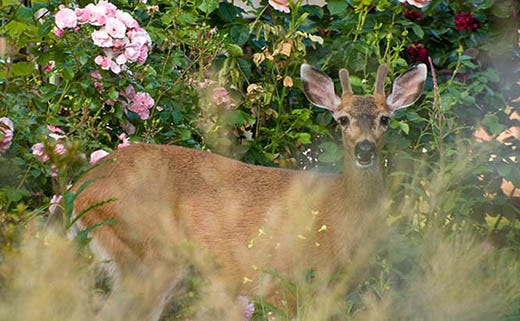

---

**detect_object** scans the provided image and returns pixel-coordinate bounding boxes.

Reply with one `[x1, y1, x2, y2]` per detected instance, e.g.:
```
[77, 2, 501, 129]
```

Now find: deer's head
[301, 63, 427, 169]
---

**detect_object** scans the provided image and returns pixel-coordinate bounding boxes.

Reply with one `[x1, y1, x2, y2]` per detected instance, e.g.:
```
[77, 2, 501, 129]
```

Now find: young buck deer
[72, 63, 427, 321]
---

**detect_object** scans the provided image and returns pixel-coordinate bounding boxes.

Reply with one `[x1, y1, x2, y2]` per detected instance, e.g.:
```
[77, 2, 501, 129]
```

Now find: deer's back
[73, 144, 348, 291]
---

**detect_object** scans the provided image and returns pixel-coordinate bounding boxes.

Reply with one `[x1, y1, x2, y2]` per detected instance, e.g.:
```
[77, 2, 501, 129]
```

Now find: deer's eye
[380, 116, 391, 128]
[337, 116, 350, 128]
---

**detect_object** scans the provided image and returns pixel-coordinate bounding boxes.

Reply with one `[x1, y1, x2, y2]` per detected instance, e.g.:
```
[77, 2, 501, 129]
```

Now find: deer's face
[301, 63, 427, 170]
[334, 94, 391, 168]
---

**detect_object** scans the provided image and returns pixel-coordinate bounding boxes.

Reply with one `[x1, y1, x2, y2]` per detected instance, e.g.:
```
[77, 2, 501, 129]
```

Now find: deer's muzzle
[354, 140, 376, 168]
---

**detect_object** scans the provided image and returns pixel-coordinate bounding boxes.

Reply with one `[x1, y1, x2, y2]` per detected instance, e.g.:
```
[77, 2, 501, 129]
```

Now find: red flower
[404, 8, 424, 21]
[454, 12, 480, 31]
[405, 42, 429, 63]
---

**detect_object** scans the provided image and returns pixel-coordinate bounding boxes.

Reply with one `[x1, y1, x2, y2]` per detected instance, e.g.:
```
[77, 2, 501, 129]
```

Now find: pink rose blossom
[54, 143, 66, 155]
[53, 27, 64, 37]
[128, 27, 152, 47]
[90, 149, 110, 164]
[128, 92, 154, 120]
[105, 17, 127, 39]
[211, 87, 231, 109]
[97, 0, 118, 18]
[56, 3, 151, 74]
[116, 10, 138, 29]
[43, 60, 56, 72]
[92, 29, 114, 47]
[0, 117, 14, 153]
[137, 45, 148, 64]
[55, 6, 78, 29]
[124, 84, 136, 99]
[32, 143, 49, 162]
[268, 0, 290, 13]
[84, 3, 107, 26]
[75, 7, 91, 24]
[47, 125, 65, 134]
[117, 133, 131, 149]
[110, 61, 122, 74]
[399, 0, 430, 8]
[49, 194, 63, 215]
[95, 55, 112, 70]
[123, 42, 141, 62]
[90, 70, 103, 79]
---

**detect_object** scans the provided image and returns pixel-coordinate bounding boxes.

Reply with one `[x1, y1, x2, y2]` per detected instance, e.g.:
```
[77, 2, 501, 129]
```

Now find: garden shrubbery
[0, 0, 519, 320]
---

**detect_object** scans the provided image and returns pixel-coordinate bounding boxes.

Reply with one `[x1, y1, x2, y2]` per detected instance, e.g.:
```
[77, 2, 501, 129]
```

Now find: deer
[71, 63, 427, 321]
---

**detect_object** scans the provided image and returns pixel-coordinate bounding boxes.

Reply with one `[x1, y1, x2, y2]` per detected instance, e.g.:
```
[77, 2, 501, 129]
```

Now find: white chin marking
[356, 160, 374, 169]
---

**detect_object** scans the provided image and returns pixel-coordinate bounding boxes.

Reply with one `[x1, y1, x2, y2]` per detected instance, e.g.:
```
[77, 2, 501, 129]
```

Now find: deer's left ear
[386, 64, 427, 111]
[301, 64, 341, 112]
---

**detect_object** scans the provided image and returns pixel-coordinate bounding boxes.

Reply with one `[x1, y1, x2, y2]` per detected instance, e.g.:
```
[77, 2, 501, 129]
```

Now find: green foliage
[0, 0, 519, 319]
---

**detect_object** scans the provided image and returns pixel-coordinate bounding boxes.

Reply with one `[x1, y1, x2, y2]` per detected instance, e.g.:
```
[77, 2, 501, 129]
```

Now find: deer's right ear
[301, 64, 341, 112]
[386, 63, 427, 111]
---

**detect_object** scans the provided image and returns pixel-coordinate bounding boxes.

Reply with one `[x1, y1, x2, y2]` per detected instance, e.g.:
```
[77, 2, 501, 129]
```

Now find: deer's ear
[386, 63, 427, 111]
[301, 64, 341, 111]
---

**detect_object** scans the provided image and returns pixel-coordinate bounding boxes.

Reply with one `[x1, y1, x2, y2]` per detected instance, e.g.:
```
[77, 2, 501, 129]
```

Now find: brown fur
[72, 64, 427, 321]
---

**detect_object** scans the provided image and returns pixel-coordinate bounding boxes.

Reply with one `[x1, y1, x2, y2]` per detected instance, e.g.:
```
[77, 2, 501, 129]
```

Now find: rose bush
[0, 0, 519, 319]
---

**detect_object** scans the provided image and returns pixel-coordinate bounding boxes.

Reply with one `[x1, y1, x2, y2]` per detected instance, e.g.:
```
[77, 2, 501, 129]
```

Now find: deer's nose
[354, 140, 376, 168]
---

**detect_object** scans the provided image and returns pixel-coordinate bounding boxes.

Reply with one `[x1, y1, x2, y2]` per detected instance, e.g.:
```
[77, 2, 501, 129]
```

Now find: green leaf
[481, 114, 506, 135]
[15, 6, 34, 23]
[62, 67, 75, 81]
[11, 62, 34, 76]
[327, 0, 347, 16]
[198, 0, 218, 14]
[410, 24, 424, 39]
[296, 133, 311, 145]
[1, 187, 31, 202]
[218, 2, 239, 22]
[38, 19, 54, 37]
[225, 43, 243, 57]
[230, 25, 249, 46]
[108, 88, 119, 100]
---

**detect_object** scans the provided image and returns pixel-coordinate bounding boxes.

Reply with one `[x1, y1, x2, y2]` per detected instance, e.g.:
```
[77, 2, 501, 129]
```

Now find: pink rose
[115, 10, 138, 29]
[90, 149, 110, 164]
[55, 7, 77, 29]
[123, 42, 141, 63]
[124, 84, 136, 99]
[43, 60, 56, 72]
[92, 29, 114, 47]
[268, 0, 290, 13]
[128, 92, 154, 120]
[90, 70, 103, 80]
[110, 61, 122, 74]
[211, 87, 231, 109]
[75, 7, 91, 24]
[399, 0, 430, 8]
[49, 194, 63, 215]
[47, 125, 65, 134]
[117, 133, 131, 149]
[105, 17, 126, 39]
[54, 143, 66, 155]
[127, 27, 152, 47]
[32, 142, 49, 162]
[85, 3, 107, 26]
[0, 117, 14, 153]
[53, 27, 64, 37]
[137, 44, 148, 64]
[97, 0, 117, 18]
[95, 55, 112, 70]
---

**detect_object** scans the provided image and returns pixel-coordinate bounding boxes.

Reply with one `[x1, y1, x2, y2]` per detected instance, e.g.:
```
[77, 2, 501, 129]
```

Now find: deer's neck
[342, 160, 384, 212]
